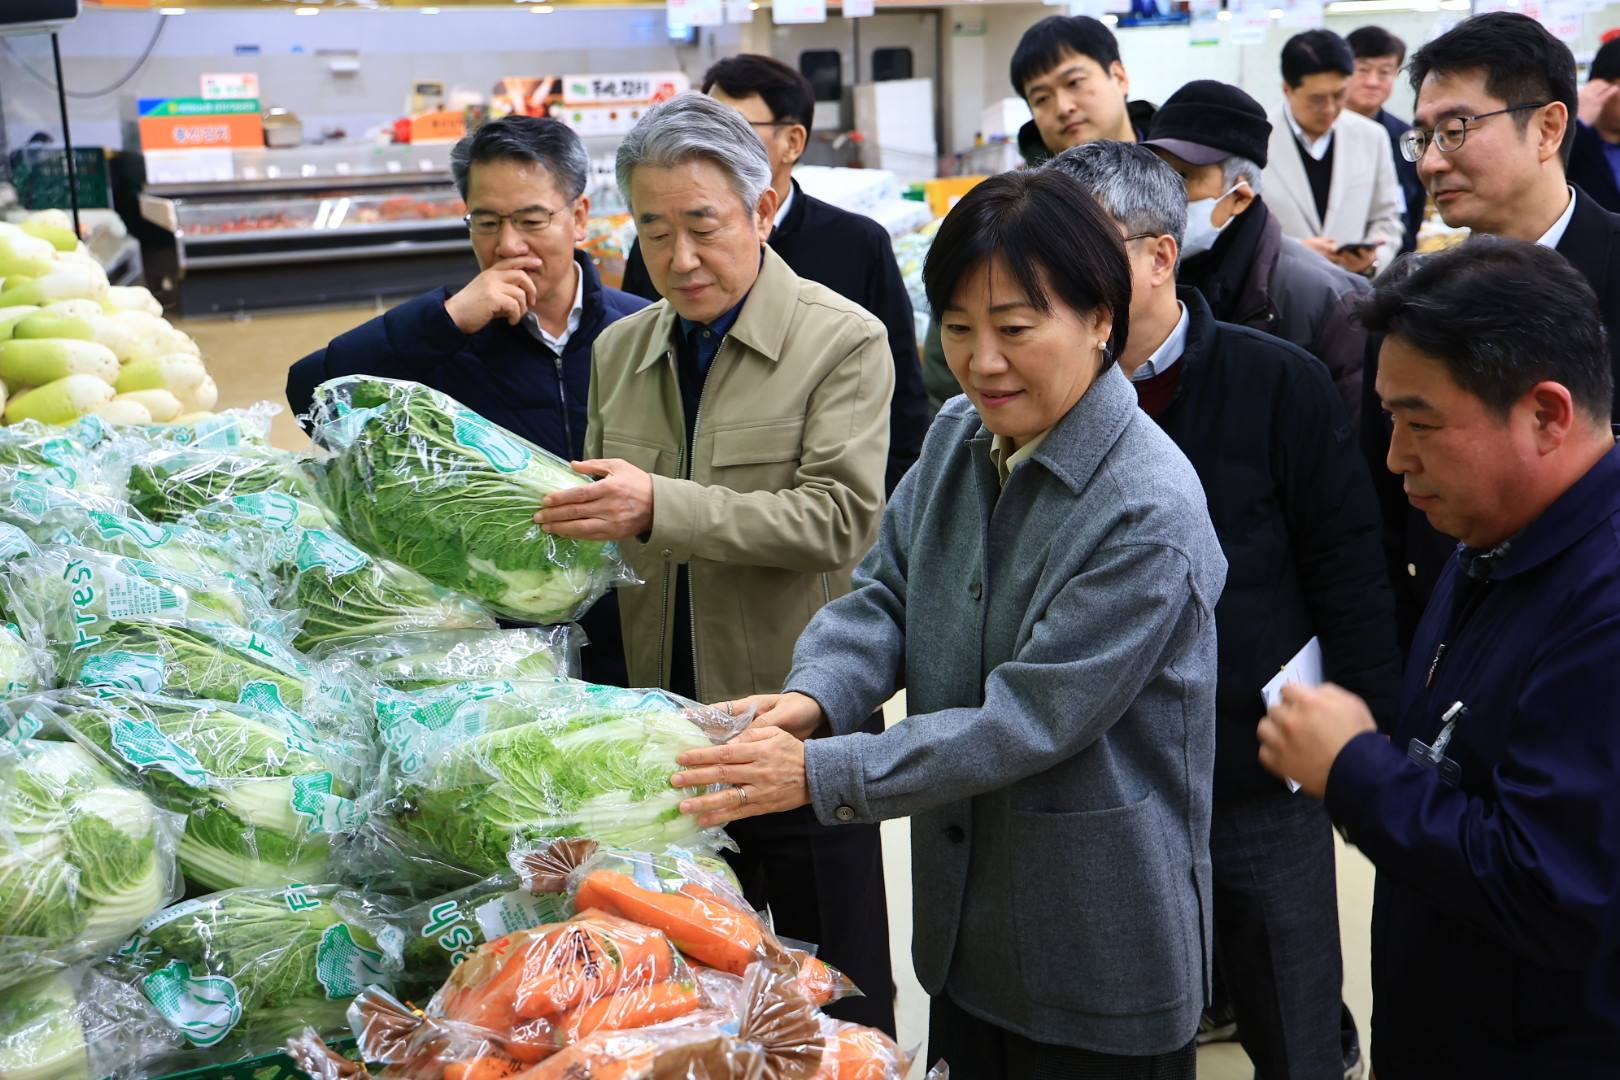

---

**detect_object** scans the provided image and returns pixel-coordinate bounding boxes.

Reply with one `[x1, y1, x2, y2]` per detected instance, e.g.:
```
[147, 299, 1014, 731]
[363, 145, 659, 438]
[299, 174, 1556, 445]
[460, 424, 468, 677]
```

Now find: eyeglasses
[744, 120, 803, 130]
[1399, 103, 1548, 163]
[1123, 232, 1160, 244]
[464, 206, 564, 236]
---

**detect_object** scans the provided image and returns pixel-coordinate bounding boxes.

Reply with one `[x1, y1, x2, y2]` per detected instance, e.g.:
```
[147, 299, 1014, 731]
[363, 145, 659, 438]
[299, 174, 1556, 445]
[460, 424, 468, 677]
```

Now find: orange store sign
[137, 97, 264, 151]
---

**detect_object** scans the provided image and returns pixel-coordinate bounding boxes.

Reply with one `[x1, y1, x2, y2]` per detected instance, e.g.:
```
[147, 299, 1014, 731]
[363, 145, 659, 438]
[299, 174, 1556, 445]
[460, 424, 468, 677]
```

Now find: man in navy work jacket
[619, 55, 926, 496]
[1258, 238, 1620, 1078]
[285, 116, 647, 684]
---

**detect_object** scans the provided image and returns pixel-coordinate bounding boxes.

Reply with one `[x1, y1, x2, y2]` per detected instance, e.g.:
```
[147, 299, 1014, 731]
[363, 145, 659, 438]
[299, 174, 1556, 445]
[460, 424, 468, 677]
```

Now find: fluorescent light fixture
[295, 6, 320, 12]
[1325, 0, 1432, 11]
[1269, 6, 1283, 15]
[531, 4, 553, 10]
[420, 5, 440, 11]
[748, 2, 760, 7]
[159, 6, 186, 12]
[1215, 8, 1232, 19]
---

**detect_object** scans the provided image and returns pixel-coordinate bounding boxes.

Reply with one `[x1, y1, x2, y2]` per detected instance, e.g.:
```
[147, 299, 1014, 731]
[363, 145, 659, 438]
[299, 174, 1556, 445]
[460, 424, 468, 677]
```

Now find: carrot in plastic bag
[556, 979, 704, 1042]
[444, 1057, 523, 1080]
[573, 869, 765, 975]
[513, 912, 680, 1019]
[812, 1020, 912, 1080]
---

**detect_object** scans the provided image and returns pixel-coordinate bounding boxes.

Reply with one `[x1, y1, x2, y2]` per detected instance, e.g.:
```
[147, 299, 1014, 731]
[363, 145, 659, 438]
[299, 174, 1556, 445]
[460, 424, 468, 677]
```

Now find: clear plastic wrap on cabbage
[0, 621, 49, 699]
[313, 626, 579, 688]
[0, 480, 251, 580]
[391, 872, 571, 1002]
[123, 404, 278, 453]
[0, 417, 124, 495]
[3, 544, 287, 644]
[0, 738, 182, 991]
[367, 680, 744, 887]
[44, 611, 354, 729]
[13, 689, 363, 893]
[108, 884, 403, 1064]
[308, 376, 634, 623]
[190, 491, 335, 536]
[128, 447, 325, 523]
[0, 967, 182, 1080]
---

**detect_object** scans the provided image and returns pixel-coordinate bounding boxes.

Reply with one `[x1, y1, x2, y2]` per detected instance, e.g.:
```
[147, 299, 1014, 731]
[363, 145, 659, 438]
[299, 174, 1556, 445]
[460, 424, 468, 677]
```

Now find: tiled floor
[188, 301, 1379, 1080]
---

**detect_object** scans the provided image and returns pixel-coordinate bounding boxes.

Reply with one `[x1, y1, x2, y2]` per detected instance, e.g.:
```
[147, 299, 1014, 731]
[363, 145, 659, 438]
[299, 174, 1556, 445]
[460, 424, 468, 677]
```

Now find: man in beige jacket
[536, 92, 896, 1033]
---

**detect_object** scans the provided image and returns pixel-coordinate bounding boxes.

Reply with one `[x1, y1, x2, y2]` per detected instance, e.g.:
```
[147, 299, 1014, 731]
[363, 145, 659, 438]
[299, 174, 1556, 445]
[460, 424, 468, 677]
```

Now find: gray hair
[449, 116, 589, 202]
[1222, 155, 1264, 196]
[1044, 140, 1189, 251]
[615, 92, 772, 214]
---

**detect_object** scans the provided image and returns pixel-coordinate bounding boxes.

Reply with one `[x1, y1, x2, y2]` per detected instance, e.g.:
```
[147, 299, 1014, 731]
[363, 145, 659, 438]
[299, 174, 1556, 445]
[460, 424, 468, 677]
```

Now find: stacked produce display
[0, 214, 219, 429]
[0, 373, 937, 1079]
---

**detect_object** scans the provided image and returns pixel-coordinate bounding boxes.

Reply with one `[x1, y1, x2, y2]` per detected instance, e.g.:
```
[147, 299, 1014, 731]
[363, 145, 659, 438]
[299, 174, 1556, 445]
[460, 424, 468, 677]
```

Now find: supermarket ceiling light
[159, 6, 185, 12]
[295, 6, 320, 13]
[1268, 7, 1283, 15]
[531, 4, 554, 11]
[1215, 8, 1232, 19]
[420, 6, 440, 12]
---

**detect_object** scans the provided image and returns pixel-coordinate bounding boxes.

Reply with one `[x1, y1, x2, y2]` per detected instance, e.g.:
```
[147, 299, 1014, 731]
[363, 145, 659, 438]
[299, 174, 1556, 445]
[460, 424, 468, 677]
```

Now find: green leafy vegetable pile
[128, 448, 324, 523]
[309, 376, 627, 623]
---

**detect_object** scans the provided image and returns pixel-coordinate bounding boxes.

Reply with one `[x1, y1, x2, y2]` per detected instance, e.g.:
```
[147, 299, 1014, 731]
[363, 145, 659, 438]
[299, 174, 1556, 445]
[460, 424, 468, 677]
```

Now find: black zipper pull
[1425, 643, 1447, 689]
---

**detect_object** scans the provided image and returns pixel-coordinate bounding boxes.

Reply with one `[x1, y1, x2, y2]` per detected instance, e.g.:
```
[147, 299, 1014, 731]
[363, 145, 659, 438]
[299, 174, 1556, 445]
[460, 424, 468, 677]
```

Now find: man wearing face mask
[1145, 80, 1372, 426]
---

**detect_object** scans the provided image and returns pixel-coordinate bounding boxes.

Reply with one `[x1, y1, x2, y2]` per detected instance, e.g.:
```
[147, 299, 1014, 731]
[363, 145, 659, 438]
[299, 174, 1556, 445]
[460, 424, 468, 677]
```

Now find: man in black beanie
[1145, 80, 1373, 426]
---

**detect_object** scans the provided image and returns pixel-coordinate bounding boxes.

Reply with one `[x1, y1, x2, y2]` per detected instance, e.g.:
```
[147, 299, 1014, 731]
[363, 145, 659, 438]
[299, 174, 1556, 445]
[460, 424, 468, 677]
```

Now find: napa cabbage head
[390, 703, 716, 879]
[120, 885, 402, 1056]
[309, 376, 627, 623]
[45, 690, 360, 893]
[0, 740, 176, 991]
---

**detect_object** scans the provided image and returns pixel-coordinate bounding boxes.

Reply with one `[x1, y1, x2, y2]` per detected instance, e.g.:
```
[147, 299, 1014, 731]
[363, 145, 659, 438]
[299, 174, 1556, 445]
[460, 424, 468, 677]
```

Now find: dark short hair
[1282, 30, 1355, 87]
[923, 169, 1131, 368]
[1010, 15, 1122, 100]
[1347, 25, 1406, 65]
[1358, 239, 1612, 422]
[1407, 13, 1578, 161]
[449, 116, 588, 202]
[702, 54, 815, 130]
[1592, 37, 1620, 83]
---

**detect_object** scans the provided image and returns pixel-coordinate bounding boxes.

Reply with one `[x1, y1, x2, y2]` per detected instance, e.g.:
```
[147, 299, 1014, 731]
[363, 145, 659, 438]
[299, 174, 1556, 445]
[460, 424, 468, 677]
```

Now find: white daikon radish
[0, 264, 108, 307]
[116, 353, 205, 395]
[0, 307, 40, 341]
[175, 374, 218, 414]
[4, 373, 115, 425]
[18, 219, 79, 253]
[0, 227, 56, 279]
[0, 338, 119, 387]
[113, 389, 181, 422]
[90, 398, 155, 425]
[103, 285, 163, 317]
[169, 411, 217, 425]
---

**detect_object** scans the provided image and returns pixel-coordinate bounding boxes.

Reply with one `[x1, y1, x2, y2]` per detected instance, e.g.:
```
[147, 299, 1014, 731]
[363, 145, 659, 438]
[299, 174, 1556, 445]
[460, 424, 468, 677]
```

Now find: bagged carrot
[562, 846, 859, 1007]
[811, 1018, 912, 1080]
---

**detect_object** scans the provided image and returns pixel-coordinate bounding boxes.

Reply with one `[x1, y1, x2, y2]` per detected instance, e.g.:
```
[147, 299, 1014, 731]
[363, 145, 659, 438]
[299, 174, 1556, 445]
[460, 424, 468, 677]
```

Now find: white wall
[3, 7, 743, 151]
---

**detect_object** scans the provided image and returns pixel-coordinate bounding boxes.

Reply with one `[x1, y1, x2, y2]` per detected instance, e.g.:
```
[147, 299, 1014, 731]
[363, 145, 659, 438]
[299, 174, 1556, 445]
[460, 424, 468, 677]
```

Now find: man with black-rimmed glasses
[286, 115, 648, 685]
[1365, 12, 1620, 653]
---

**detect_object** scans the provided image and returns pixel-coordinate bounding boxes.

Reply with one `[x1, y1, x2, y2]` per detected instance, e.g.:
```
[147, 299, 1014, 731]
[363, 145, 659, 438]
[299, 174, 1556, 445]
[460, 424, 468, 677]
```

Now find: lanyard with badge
[1408, 566, 1494, 788]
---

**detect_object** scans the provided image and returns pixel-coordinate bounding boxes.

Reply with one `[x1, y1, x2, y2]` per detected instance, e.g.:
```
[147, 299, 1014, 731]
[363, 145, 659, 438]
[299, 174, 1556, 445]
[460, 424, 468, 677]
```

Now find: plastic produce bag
[124, 403, 278, 452]
[0, 966, 183, 1080]
[108, 884, 404, 1066]
[0, 416, 122, 493]
[307, 376, 635, 623]
[0, 619, 49, 699]
[565, 847, 854, 1008]
[0, 479, 253, 580]
[128, 446, 325, 522]
[364, 681, 746, 888]
[386, 840, 597, 1001]
[314, 627, 580, 689]
[43, 609, 356, 727]
[0, 737, 182, 992]
[3, 543, 287, 643]
[13, 689, 363, 893]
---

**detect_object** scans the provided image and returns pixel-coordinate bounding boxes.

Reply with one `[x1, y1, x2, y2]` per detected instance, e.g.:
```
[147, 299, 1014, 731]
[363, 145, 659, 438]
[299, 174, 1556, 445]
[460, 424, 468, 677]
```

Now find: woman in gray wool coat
[672, 169, 1228, 1080]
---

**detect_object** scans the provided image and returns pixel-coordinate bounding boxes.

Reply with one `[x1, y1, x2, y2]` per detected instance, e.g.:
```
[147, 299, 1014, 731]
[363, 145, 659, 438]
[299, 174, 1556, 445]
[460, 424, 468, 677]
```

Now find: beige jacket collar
[634, 245, 796, 372]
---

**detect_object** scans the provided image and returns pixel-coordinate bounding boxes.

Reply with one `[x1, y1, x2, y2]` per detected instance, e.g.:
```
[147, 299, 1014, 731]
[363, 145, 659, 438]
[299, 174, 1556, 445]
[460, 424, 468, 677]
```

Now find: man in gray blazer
[1265, 30, 1406, 276]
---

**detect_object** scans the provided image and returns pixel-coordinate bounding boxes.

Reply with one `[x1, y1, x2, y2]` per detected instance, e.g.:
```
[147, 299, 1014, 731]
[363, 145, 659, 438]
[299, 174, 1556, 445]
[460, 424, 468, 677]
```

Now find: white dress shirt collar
[523, 261, 584, 354]
[1536, 186, 1577, 250]
[1129, 302, 1191, 383]
[1285, 106, 1335, 162]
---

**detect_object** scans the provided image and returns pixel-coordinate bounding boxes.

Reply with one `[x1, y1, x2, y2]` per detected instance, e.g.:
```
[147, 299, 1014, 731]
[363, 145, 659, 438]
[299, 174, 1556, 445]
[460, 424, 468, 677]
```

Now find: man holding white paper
[1049, 142, 1401, 1080]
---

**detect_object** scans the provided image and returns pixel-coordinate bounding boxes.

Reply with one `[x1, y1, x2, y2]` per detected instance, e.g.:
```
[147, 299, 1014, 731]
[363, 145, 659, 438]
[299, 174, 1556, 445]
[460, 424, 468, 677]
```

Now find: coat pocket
[1009, 796, 1193, 1016]
[602, 433, 672, 477]
[707, 419, 805, 493]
